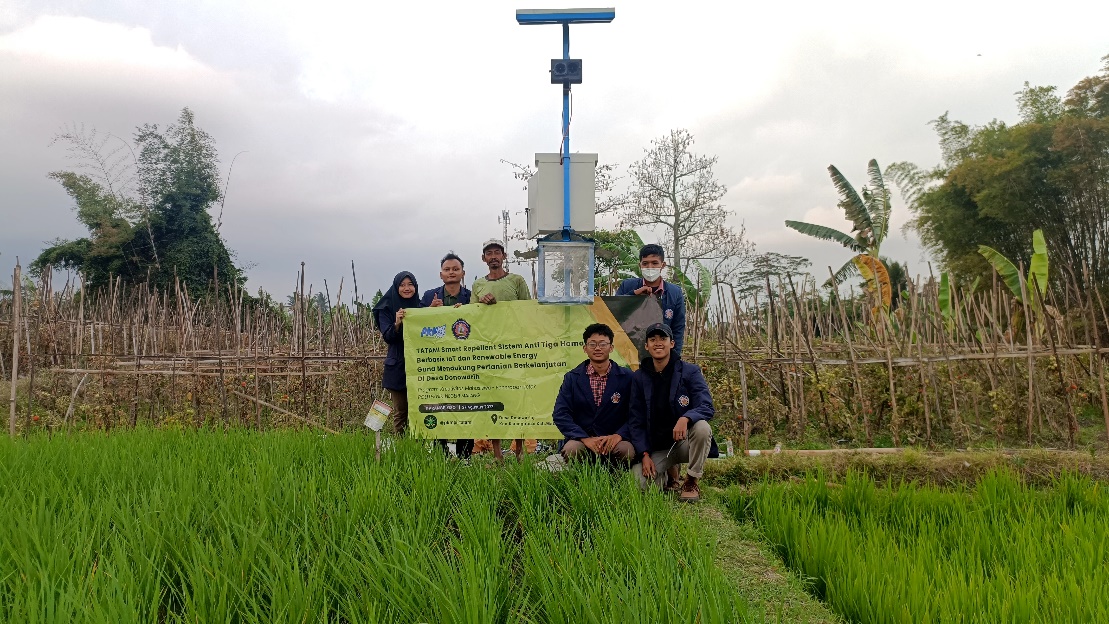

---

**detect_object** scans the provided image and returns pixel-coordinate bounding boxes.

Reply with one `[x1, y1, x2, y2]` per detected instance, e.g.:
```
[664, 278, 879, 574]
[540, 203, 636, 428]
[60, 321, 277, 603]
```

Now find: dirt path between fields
[677, 494, 843, 624]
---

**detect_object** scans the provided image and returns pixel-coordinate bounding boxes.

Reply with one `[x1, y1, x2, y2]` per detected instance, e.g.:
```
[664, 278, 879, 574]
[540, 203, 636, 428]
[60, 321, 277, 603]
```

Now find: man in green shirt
[472, 238, 531, 460]
[472, 239, 530, 304]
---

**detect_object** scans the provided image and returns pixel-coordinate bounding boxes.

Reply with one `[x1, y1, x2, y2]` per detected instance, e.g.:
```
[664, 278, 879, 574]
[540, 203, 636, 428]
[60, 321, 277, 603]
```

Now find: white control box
[526, 152, 597, 237]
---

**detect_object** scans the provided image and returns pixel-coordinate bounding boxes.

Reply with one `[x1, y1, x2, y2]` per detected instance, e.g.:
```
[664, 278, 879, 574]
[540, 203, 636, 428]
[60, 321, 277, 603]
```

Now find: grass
[679, 496, 842, 624]
[724, 469, 1109, 623]
[703, 447, 1109, 488]
[0, 429, 750, 623]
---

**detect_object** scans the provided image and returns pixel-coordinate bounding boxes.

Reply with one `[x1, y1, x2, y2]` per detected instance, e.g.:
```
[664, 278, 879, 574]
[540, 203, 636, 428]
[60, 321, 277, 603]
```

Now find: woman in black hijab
[374, 271, 421, 434]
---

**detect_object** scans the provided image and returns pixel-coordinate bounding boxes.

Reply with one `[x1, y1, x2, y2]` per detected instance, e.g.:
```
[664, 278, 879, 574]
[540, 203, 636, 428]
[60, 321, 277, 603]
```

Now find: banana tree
[978, 229, 1050, 337]
[785, 159, 893, 288]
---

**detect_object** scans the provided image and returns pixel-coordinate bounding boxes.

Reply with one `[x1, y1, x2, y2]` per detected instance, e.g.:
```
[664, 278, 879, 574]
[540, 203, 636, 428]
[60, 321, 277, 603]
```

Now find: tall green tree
[785, 159, 893, 286]
[34, 108, 243, 293]
[888, 54, 1109, 292]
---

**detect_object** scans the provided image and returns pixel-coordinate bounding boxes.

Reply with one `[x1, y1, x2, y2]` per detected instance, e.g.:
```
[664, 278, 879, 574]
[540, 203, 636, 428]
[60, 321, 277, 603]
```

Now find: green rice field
[5, 429, 1105, 623]
[0, 430, 747, 623]
[726, 469, 1109, 624]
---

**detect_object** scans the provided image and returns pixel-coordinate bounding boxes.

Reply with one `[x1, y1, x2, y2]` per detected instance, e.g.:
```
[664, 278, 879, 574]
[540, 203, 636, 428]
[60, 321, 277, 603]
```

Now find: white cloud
[0, 16, 202, 70]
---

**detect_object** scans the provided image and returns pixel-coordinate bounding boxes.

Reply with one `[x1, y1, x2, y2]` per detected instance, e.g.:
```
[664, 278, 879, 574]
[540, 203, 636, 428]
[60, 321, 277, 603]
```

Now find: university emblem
[664, 309, 674, 319]
[678, 394, 690, 407]
[610, 392, 621, 404]
[452, 318, 471, 340]
[423, 415, 438, 429]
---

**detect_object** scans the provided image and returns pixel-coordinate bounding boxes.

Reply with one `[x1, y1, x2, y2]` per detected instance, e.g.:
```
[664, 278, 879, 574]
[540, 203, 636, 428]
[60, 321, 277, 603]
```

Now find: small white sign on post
[364, 400, 391, 432]
[365, 400, 392, 461]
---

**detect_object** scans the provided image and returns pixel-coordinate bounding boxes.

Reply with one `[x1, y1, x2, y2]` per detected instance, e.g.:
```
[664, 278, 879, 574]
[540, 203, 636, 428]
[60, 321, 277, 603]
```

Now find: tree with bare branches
[616, 129, 751, 284]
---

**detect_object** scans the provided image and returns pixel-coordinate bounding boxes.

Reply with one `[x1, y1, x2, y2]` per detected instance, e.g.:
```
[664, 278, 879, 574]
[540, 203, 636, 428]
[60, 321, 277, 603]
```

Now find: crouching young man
[630, 322, 715, 502]
[552, 323, 636, 465]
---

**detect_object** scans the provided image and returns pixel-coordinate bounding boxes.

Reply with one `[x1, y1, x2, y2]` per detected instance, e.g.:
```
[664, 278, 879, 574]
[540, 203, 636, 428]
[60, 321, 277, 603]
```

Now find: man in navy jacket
[420, 252, 474, 457]
[552, 323, 636, 464]
[629, 322, 715, 502]
[615, 244, 687, 356]
[420, 252, 471, 308]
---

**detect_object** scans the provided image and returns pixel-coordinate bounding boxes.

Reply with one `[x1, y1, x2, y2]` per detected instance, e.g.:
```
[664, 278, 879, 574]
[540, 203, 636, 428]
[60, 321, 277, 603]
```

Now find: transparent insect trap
[537, 239, 595, 304]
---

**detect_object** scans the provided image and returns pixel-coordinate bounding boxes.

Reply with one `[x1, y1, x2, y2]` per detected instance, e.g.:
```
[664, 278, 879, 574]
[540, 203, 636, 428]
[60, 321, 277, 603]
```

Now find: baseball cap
[644, 322, 673, 340]
[482, 238, 506, 252]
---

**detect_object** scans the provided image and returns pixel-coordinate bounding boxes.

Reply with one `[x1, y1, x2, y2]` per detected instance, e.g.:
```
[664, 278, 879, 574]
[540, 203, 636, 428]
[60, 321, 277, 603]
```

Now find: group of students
[372, 239, 709, 500]
[553, 320, 715, 502]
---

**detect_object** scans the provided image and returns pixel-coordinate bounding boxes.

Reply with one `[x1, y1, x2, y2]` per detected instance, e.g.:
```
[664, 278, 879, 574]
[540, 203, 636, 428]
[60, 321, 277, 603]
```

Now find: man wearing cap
[472, 238, 531, 460]
[472, 239, 530, 305]
[629, 322, 716, 503]
[615, 244, 687, 356]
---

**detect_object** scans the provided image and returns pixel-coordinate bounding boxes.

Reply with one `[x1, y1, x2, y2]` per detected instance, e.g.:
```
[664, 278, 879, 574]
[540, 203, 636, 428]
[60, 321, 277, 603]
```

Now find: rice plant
[726, 469, 1109, 623]
[0, 430, 750, 623]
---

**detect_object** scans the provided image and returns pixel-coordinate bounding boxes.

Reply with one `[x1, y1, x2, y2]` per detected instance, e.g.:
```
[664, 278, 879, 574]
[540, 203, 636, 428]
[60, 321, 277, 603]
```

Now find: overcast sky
[2, 1, 1107, 300]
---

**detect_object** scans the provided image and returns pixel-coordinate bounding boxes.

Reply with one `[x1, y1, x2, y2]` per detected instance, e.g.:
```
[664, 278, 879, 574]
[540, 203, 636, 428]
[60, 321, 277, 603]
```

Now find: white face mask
[641, 267, 663, 282]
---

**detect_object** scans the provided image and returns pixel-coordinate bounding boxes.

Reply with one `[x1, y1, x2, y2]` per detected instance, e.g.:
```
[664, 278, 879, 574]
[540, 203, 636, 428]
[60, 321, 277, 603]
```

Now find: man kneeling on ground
[630, 322, 715, 502]
[552, 323, 636, 465]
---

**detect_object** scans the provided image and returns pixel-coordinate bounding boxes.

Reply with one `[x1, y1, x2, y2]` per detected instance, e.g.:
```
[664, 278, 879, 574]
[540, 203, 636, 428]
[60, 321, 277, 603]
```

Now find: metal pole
[561, 23, 571, 237]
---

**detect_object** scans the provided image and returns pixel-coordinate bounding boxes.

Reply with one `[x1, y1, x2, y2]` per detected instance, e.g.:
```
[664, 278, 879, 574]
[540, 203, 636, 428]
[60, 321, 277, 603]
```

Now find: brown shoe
[679, 476, 701, 503]
[664, 474, 684, 493]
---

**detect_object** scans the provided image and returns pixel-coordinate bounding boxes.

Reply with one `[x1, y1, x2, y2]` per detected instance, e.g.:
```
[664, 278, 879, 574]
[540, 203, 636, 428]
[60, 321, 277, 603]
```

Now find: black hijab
[373, 271, 422, 317]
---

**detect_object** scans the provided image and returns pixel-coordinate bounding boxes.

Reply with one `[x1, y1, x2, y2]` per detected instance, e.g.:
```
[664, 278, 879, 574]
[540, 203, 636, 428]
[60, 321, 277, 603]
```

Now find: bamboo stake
[9, 262, 21, 437]
[230, 389, 338, 435]
[787, 273, 828, 431]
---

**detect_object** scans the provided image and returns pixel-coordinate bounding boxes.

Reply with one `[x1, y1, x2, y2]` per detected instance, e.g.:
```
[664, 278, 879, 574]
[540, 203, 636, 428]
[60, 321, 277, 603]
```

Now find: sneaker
[679, 476, 701, 503]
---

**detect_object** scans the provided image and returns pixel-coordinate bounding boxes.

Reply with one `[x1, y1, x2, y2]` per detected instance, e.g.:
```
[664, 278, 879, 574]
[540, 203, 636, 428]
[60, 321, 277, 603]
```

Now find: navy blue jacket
[420, 285, 471, 307]
[376, 308, 408, 391]
[615, 278, 687, 355]
[552, 360, 634, 445]
[628, 356, 716, 456]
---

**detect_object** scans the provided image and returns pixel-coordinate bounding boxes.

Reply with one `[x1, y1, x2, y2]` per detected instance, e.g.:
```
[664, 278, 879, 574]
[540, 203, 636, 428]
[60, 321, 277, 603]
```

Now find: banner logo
[423, 415, 438, 429]
[421, 325, 447, 339]
[452, 319, 471, 340]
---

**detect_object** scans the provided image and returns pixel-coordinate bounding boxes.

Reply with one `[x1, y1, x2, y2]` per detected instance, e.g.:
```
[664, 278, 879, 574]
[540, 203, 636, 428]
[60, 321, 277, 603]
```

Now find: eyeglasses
[585, 341, 611, 349]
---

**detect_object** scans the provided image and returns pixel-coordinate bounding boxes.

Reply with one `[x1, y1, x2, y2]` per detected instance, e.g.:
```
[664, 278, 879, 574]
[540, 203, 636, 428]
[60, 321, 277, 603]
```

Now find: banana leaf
[939, 272, 952, 320]
[822, 257, 860, 289]
[785, 220, 864, 252]
[865, 158, 891, 246]
[978, 245, 1024, 302]
[671, 259, 712, 310]
[1027, 229, 1048, 299]
[852, 254, 892, 309]
[828, 164, 873, 235]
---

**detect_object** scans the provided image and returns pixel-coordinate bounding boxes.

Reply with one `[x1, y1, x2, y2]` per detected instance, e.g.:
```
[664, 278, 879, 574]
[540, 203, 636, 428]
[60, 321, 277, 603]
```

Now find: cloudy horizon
[2, 1, 1107, 302]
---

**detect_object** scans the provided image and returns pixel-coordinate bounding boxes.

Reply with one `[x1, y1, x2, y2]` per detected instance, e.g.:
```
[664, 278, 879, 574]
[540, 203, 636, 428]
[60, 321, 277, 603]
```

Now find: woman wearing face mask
[374, 271, 422, 435]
